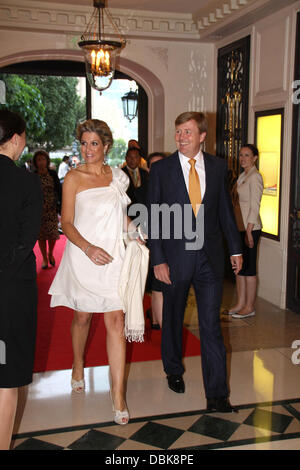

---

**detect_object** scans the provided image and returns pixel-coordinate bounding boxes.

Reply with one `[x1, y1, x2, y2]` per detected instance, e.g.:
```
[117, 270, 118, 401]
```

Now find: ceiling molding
[0, 0, 298, 43]
[194, 0, 258, 30]
[0, 0, 200, 42]
[194, 0, 299, 40]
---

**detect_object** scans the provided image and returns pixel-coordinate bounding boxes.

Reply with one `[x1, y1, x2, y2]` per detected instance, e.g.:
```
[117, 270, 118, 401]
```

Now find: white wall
[121, 39, 215, 153]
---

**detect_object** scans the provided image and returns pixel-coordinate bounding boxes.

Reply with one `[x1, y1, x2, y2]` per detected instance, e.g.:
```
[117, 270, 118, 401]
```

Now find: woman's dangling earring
[101, 154, 109, 174]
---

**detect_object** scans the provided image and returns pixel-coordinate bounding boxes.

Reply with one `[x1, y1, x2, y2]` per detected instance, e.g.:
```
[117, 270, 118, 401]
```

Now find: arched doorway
[0, 51, 165, 155]
[0, 59, 148, 159]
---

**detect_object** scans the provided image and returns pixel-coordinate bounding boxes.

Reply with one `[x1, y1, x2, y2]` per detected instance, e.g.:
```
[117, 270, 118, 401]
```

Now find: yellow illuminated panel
[256, 114, 282, 237]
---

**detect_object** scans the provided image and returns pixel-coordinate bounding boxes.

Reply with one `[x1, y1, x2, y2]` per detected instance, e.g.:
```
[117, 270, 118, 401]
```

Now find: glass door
[91, 78, 139, 167]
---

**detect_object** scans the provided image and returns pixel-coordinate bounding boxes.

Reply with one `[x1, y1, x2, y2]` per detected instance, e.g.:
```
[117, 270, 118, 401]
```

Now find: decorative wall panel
[216, 36, 250, 187]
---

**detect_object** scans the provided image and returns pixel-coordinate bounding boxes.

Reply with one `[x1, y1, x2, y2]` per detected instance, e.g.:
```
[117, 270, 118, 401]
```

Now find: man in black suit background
[147, 111, 242, 412]
[122, 147, 149, 214]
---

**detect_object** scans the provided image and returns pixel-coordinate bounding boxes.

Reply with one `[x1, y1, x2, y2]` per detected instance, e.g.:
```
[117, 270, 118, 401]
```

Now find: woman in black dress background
[33, 149, 61, 269]
[0, 110, 42, 449]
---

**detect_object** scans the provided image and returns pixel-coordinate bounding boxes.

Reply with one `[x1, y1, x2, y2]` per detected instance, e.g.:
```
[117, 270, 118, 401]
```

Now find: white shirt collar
[177, 149, 206, 196]
[178, 150, 203, 166]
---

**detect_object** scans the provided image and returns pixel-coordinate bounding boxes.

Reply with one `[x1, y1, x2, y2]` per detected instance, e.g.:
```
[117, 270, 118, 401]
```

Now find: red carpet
[33, 236, 201, 373]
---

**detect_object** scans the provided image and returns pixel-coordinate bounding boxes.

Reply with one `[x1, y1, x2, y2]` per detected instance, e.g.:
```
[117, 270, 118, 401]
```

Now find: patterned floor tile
[153, 414, 202, 431]
[291, 403, 300, 414]
[169, 430, 221, 449]
[68, 429, 125, 450]
[259, 404, 295, 416]
[117, 439, 162, 450]
[284, 418, 300, 434]
[287, 403, 300, 419]
[11, 438, 28, 449]
[188, 414, 240, 441]
[14, 437, 63, 451]
[33, 429, 89, 448]
[219, 438, 300, 450]
[11, 398, 300, 451]
[129, 421, 184, 449]
[99, 421, 147, 439]
[228, 423, 277, 442]
[244, 408, 293, 434]
[206, 408, 253, 425]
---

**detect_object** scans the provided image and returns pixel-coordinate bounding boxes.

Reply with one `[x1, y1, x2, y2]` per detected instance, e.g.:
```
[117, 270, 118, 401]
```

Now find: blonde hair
[76, 119, 113, 153]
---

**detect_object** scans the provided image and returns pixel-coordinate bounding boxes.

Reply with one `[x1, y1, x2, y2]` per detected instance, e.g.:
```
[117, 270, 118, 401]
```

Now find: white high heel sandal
[71, 366, 85, 393]
[109, 390, 129, 425]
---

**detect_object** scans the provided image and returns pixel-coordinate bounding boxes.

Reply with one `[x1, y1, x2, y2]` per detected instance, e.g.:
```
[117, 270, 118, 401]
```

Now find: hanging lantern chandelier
[78, 1, 126, 93]
[122, 88, 138, 122]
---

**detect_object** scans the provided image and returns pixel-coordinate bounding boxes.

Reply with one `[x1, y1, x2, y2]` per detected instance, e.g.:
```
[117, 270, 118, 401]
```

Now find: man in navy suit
[147, 112, 242, 412]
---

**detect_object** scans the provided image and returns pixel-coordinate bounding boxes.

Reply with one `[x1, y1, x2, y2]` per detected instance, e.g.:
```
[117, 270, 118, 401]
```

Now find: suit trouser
[161, 250, 229, 399]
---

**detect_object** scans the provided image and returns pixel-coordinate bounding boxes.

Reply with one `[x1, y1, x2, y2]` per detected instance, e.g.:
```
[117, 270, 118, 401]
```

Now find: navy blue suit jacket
[147, 151, 241, 281]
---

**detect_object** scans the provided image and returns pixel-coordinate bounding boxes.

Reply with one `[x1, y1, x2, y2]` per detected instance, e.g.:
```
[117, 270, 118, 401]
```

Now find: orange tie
[188, 158, 201, 216]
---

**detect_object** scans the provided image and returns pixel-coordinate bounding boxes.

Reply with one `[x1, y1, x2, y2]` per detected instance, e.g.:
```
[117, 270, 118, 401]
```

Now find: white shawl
[118, 240, 149, 342]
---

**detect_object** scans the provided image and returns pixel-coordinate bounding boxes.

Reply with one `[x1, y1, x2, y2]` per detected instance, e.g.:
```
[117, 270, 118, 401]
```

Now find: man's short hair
[126, 147, 142, 159]
[175, 112, 208, 134]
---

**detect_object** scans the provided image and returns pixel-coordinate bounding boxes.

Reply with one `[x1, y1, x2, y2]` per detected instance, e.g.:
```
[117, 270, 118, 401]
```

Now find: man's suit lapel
[169, 151, 190, 205]
[202, 152, 214, 205]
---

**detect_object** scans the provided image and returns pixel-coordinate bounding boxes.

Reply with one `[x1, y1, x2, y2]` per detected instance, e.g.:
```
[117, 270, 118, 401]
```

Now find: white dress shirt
[58, 161, 70, 180]
[178, 150, 206, 199]
[178, 150, 241, 257]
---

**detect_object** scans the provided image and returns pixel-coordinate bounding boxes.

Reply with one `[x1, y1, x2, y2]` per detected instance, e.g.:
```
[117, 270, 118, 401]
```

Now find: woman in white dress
[49, 119, 133, 425]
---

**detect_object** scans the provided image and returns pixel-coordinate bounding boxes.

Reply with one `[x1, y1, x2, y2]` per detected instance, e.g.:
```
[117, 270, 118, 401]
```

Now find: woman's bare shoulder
[63, 167, 84, 189]
[65, 166, 86, 180]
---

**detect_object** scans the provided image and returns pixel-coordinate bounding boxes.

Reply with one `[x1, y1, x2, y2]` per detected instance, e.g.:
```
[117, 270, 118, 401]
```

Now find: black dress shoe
[167, 375, 185, 393]
[206, 397, 237, 413]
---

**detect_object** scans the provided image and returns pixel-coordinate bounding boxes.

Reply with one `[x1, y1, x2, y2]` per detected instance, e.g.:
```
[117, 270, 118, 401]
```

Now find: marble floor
[10, 281, 300, 451]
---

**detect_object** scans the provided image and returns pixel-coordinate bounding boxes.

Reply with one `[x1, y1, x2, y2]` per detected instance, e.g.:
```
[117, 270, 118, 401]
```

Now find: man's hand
[230, 255, 243, 275]
[154, 263, 172, 285]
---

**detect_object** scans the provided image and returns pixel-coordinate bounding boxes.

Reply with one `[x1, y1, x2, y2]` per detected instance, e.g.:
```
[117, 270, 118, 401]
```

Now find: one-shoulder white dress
[49, 167, 130, 313]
